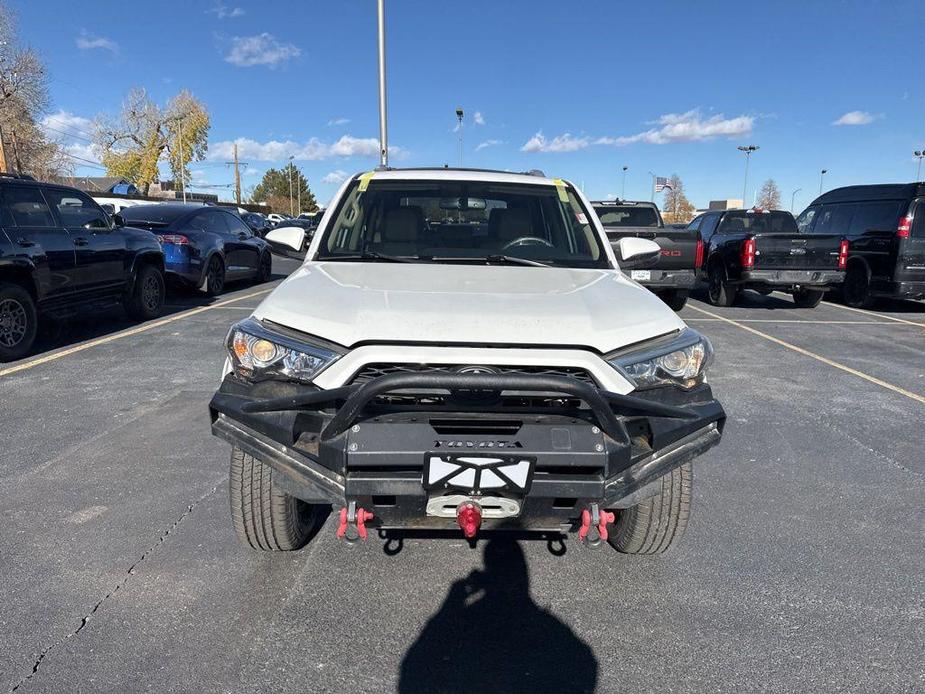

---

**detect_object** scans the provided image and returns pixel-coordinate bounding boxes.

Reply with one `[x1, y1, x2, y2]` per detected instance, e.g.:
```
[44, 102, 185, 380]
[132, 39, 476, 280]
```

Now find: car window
[848, 201, 904, 235]
[686, 216, 702, 232]
[815, 204, 856, 235]
[796, 206, 819, 233]
[43, 188, 109, 229]
[2, 186, 56, 227]
[224, 212, 252, 236]
[717, 211, 798, 234]
[318, 179, 608, 268]
[190, 210, 229, 234]
[913, 200, 925, 238]
[592, 205, 659, 227]
[699, 214, 720, 238]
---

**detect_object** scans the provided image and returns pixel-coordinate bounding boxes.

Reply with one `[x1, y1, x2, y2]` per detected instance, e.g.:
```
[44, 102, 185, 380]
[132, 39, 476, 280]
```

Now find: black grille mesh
[349, 363, 597, 386]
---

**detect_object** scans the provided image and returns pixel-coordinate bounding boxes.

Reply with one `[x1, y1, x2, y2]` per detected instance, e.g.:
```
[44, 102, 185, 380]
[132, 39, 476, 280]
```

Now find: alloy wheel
[0, 298, 28, 348]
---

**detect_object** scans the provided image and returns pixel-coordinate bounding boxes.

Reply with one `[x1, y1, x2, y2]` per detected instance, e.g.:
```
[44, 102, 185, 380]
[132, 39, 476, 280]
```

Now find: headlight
[608, 328, 713, 390]
[226, 318, 341, 383]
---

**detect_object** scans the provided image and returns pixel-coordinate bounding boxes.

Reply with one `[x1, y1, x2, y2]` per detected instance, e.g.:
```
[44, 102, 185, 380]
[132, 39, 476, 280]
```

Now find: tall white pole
[179, 120, 186, 203]
[377, 0, 389, 169]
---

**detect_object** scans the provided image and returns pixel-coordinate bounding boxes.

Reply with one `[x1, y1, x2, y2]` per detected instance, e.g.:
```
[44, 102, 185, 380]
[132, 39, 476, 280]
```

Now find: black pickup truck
[0, 174, 166, 361]
[591, 200, 702, 311]
[692, 208, 847, 308]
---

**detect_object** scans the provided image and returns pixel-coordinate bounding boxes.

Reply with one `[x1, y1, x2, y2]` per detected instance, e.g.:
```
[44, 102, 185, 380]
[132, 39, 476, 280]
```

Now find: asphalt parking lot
[1, 257, 923, 694]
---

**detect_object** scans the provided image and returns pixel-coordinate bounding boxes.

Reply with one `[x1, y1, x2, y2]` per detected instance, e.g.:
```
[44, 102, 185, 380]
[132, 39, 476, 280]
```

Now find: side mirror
[112, 213, 126, 227]
[617, 237, 661, 269]
[265, 226, 307, 258]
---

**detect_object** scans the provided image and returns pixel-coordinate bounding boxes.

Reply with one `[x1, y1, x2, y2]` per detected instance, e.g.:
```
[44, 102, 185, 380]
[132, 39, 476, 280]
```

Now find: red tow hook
[456, 501, 482, 539]
[578, 504, 615, 546]
[336, 502, 374, 542]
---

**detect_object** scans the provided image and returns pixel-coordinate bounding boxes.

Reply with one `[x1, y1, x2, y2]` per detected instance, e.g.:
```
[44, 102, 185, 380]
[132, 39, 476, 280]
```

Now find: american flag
[654, 176, 674, 193]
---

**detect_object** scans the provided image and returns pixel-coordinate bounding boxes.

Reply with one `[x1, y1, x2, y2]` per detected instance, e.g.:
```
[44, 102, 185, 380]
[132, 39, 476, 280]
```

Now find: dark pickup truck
[692, 208, 847, 308]
[591, 200, 702, 311]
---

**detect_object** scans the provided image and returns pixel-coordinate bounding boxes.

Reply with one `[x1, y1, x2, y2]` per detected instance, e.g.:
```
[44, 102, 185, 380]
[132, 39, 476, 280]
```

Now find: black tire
[660, 289, 689, 312]
[255, 251, 272, 284]
[607, 463, 692, 555]
[843, 264, 875, 309]
[791, 288, 824, 309]
[707, 264, 737, 307]
[124, 264, 165, 320]
[202, 255, 225, 296]
[229, 446, 325, 551]
[0, 282, 38, 362]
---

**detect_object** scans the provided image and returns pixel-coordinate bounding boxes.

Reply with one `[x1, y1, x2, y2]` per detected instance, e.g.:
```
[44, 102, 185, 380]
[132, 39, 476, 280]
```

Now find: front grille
[349, 363, 597, 386]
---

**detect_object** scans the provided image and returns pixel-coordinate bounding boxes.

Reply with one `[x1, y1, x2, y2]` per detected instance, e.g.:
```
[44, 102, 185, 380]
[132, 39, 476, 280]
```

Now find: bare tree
[662, 174, 696, 224]
[757, 179, 782, 210]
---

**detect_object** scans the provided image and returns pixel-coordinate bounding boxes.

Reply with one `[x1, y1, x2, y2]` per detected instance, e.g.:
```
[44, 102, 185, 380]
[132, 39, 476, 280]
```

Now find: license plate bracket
[423, 453, 535, 494]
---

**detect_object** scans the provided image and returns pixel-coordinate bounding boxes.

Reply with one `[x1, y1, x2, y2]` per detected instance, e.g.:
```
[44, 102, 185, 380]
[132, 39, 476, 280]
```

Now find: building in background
[147, 180, 218, 204]
[55, 176, 138, 195]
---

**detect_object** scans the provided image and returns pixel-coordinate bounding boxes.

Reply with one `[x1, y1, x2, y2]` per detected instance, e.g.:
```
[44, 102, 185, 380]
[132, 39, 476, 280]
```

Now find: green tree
[757, 178, 782, 210]
[93, 88, 210, 195]
[251, 163, 318, 214]
[661, 174, 696, 224]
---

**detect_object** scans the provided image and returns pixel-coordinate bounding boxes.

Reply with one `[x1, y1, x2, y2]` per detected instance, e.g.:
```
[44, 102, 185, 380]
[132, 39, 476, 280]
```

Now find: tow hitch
[456, 501, 482, 539]
[579, 504, 615, 547]
[336, 501, 374, 543]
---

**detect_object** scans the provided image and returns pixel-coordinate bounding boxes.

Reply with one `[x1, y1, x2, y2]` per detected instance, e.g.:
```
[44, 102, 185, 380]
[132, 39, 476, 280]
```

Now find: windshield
[317, 179, 608, 268]
[593, 205, 659, 228]
[718, 211, 798, 234]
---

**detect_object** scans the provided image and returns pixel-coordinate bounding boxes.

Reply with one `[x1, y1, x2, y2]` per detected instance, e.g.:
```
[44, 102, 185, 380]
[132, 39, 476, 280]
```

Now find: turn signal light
[741, 238, 756, 269]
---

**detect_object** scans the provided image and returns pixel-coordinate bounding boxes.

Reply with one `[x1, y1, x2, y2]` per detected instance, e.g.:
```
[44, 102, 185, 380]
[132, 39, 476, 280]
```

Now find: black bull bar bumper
[210, 372, 725, 524]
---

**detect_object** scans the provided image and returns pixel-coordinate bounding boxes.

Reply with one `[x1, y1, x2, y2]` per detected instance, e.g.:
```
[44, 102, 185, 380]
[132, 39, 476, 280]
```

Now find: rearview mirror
[438, 197, 487, 210]
[265, 226, 307, 258]
[617, 237, 660, 269]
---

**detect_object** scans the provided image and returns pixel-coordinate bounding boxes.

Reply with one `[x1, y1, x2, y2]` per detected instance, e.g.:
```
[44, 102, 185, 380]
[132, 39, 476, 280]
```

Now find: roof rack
[0, 172, 36, 181]
[382, 166, 552, 178]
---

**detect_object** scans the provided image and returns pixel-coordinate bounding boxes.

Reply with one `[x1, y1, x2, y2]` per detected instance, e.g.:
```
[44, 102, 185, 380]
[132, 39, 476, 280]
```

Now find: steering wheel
[502, 236, 554, 250]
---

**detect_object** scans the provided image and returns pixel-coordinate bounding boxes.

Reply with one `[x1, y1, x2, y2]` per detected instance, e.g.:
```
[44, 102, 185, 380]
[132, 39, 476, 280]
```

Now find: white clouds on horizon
[327, 117, 351, 126]
[322, 170, 349, 184]
[207, 135, 404, 162]
[76, 32, 118, 53]
[41, 109, 94, 137]
[832, 110, 879, 126]
[599, 110, 754, 146]
[475, 139, 503, 151]
[473, 111, 485, 126]
[521, 132, 589, 153]
[224, 33, 300, 67]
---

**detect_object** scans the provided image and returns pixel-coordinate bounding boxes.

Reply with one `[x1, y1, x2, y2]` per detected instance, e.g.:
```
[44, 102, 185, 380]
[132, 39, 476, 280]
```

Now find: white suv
[209, 168, 725, 554]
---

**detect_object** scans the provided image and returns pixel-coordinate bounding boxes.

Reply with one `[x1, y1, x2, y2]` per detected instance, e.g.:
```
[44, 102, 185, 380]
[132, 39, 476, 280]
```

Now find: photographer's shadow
[398, 539, 598, 694]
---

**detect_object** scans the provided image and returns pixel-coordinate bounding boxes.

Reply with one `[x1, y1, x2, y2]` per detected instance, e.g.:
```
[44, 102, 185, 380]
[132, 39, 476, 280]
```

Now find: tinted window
[44, 188, 109, 229]
[718, 211, 798, 234]
[699, 214, 720, 238]
[796, 206, 819, 234]
[3, 186, 55, 227]
[223, 212, 251, 235]
[913, 200, 925, 239]
[121, 205, 189, 226]
[592, 205, 659, 227]
[847, 201, 903, 236]
[815, 204, 856, 235]
[190, 210, 229, 234]
[686, 216, 702, 232]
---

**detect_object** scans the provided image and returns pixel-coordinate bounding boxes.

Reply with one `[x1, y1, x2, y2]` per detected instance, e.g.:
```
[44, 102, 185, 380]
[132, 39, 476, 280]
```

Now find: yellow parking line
[688, 305, 925, 405]
[0, 288, 273, 379]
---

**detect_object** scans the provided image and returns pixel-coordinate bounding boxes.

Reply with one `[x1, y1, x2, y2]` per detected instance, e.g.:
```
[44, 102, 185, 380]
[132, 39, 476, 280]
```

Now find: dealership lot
[1, 258, 923, 693]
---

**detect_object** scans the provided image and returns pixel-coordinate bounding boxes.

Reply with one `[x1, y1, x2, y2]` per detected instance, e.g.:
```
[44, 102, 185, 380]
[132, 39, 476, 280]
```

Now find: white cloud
[598, 109, 754, 146]
[476, 139, 503, 151]
[327, 117, 351, 126]
[224, 34, 301, 68]
[41, 110, 94, 137]
[832, 110, 878, 126]
[76, 32, 118, 53]
[208, 2, 245, 18]
[207, 135, 403, 162]
[473, 111, 485, 126]
[322, 170, 349, 184]
[521, 132, 589, 153]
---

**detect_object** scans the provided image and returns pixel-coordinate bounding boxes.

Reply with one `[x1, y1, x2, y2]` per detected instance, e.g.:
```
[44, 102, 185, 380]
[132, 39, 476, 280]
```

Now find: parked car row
[0, 174, 272, 361]
[594, 182, 925, 311]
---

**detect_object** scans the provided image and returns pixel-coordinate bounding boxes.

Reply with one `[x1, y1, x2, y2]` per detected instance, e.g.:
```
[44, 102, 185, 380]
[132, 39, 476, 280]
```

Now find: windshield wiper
[323, 252, 426, 264]
[483, 254, 551, 267]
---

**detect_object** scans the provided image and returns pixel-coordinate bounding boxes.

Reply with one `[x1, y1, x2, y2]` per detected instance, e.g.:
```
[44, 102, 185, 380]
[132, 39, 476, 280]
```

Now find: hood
[253, 262, 684, 353]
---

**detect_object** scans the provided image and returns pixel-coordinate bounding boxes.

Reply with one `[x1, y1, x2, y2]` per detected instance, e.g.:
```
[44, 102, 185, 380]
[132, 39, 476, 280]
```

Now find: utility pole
[288, 155, 294, 216]
[737, 145, 759, 208]
[0, 126, 8, 174]
[621, 166, 628, 200]
[226, 143, 248, 205]
[819, 168, 827, 195]
[11, 130, 22, 174]
[790, 188, 802, 213]
[376, 0, 389, 169]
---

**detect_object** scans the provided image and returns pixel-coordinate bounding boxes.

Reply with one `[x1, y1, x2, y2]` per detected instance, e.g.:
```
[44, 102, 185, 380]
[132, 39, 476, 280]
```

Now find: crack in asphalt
[8, 483, 221, 693]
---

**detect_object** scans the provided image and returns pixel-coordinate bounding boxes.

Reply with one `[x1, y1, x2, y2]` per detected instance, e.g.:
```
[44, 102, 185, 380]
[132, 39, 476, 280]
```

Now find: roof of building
[56, 176, 132, 193]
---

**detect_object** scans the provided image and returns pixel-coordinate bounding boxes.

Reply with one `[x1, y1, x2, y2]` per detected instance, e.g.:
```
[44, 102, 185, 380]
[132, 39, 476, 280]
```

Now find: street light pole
[790, 188, 802, 213]
[914, 151, 924, 181]
[455, 107, 464, 167]
[621, 165, 628, 199]
[819, 169, 827, 195]
[376, 0, 389, 169]
[288, 155, 294, 216]
[737, 145, 759, 208]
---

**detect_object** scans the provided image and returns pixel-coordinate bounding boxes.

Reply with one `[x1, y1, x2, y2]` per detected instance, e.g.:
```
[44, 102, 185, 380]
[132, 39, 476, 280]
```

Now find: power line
[40, 116, 96, 141]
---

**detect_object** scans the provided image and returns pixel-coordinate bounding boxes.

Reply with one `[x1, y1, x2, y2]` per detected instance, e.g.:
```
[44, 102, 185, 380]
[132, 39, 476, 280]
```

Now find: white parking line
[0, 288, 273, 379]
[820, 300, 925, 327]
[687, 304, 925, 405]
[684, 318, 907, 325]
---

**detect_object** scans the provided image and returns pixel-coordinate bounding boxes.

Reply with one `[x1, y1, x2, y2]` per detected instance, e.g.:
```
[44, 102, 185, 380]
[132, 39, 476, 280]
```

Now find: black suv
[797, 184, 925, 307]
[0, 174, 166, 361]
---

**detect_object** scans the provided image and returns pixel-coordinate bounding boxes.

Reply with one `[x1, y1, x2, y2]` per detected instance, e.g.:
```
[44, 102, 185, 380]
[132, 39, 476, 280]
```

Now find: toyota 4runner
[209, 168, 725, 554]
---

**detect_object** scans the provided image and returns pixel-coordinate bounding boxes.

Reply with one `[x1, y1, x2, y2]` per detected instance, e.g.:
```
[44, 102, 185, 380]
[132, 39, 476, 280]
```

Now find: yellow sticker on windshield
[553, 178, 569, 203]
[358, 171, 375, 192]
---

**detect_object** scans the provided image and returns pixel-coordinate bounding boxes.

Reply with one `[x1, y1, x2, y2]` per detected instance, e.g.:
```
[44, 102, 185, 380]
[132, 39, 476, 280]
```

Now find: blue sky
[13, 0, 925, 211]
